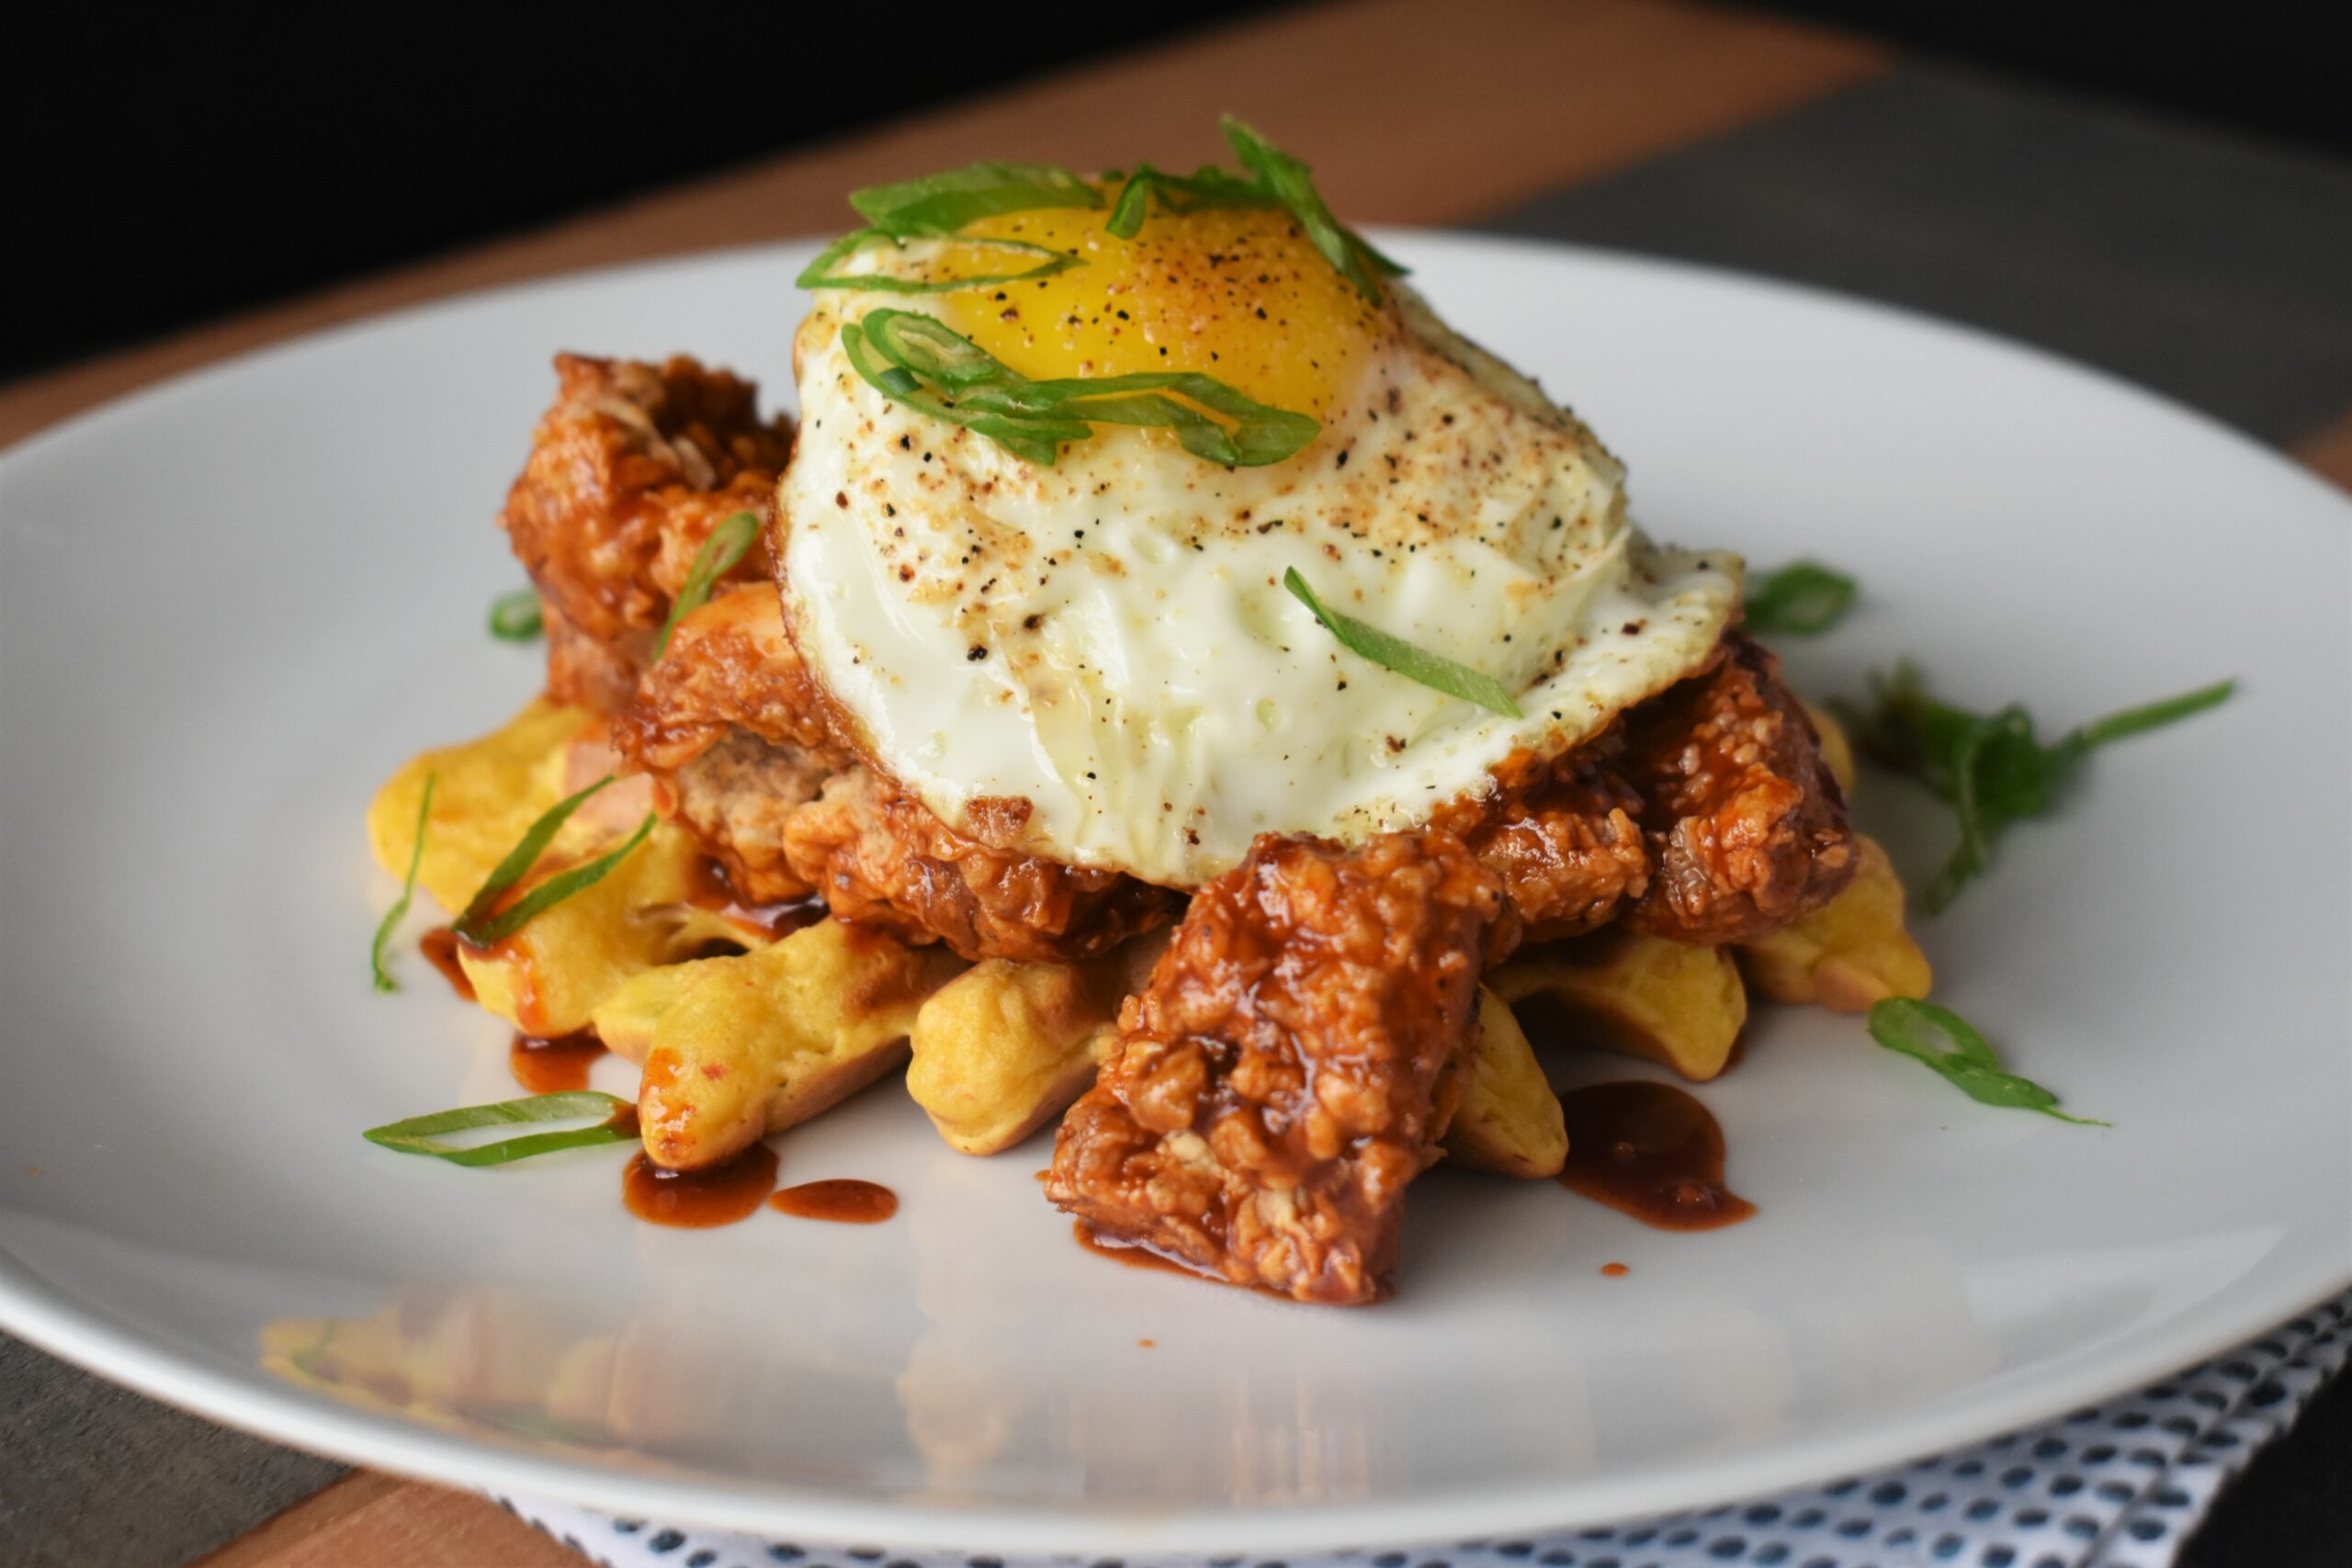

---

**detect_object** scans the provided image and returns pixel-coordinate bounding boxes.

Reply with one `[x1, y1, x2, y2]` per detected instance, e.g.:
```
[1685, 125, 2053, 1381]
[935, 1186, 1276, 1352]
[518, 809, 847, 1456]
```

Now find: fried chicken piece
[500, 354, 793, 709]
[615, 586, 837, 765]
[612, 586, 848, 904]
[779, 769, 1180, 964]
[1447, 733, 1653, 941]
[1046, 831, 1502, 1304]
[542, 598, 646, 715]
[1623, 634, 1856, 944]
[652, 732, 839, 905]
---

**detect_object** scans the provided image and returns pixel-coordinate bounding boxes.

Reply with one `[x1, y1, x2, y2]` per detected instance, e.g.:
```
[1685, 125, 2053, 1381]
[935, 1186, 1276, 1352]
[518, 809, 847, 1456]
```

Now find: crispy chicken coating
[1448, 732, 1653, 941]
[615, 586, 838, 766]
[607, 581, 1177, 957]
[501, 354, 793, 709]
[1441, 635, 1851, 945]
[1623, 634, 1857, 943]
[779, 769, 1181, 964]
[612, 588, 849, 905]
[1046, 831, 1503, 1304]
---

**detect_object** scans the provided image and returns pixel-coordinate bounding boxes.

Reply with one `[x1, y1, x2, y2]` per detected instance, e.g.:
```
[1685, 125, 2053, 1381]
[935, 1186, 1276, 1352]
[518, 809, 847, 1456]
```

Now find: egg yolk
[923, 202, 1385, 421]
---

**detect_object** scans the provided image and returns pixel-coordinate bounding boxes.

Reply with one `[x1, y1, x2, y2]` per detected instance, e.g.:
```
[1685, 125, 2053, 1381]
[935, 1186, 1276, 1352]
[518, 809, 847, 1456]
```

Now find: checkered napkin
[504, 1290, 2348, 1568]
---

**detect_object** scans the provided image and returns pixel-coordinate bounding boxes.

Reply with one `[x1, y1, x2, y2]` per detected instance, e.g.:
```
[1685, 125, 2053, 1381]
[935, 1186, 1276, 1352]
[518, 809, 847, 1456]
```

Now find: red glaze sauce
[768, 1179, 898, 1224]
[1558, 1081, 1756, 1232]
[622, 1143, 779, 1228]
[417, 927, 476, 1001]
[509, 1031, 607, 1095]
[1073, 1221, 1204, 1279]
[684, 858, 826, 942]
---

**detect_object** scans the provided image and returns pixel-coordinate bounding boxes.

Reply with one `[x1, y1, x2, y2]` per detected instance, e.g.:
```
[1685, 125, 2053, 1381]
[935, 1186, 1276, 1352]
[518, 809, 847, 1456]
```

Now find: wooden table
[4, 3, 2347, 1564]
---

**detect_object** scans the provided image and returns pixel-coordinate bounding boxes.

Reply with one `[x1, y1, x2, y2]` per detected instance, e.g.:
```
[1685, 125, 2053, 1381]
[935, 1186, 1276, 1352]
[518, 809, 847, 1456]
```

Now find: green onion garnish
[370, 772, 435, 992]
[452, 776, 657, 946]
[1283, 567, 1521, 717]
[363, 1091, 639, 1166]
[799, 120, 1399, 310]
[487, 588, 544, 641]
[1103, 161, 1274, 239]
[651, 511, 760, 660]
[1219, 116, 1404, 301]
[842, 309, 1318, 468]
[1834, 664, 2233, 911]
[1744, 559, 1856, 637]
[847, 160, 1101, 238]
[1866, 998, 2107, 1125]
[796, 229, 1082, 295]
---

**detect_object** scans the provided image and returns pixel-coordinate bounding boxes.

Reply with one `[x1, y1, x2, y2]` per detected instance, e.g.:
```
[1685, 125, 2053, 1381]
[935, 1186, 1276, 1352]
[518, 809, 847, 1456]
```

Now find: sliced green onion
[452, 777, 659, 946]
[364, 1091, 639, 1167]
[1220, 116, 1404, 300]
[651, 511, 760, 660]
[488, 589, 544, 641]
[1103, 162, 1273, 239]
[1283, 567, 1521, 717]
[1836, 664, 2233, 912]
[845, 309, 1317, 468]
[842, 320, 1079, 466]
[458, 811, 655, 949]
[1866, 999, 2107, 1125]
[796, 229, 1083, 294]
[848, 160, 1100, 239]
[370, 773, 435, 992]
[1743, 559, 1856, 636]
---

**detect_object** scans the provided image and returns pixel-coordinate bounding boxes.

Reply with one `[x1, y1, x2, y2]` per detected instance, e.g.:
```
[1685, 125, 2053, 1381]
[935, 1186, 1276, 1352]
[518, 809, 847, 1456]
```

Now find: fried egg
[778, 200, 1738, 888]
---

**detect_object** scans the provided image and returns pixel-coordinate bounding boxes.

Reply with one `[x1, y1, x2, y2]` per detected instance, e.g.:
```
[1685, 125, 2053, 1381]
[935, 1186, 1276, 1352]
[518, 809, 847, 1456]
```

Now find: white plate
[1, 235, 2346, 1555]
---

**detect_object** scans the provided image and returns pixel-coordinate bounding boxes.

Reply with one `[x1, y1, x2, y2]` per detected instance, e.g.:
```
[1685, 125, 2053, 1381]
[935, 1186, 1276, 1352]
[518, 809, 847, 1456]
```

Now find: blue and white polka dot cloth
[505, 1290, 2346, 1568]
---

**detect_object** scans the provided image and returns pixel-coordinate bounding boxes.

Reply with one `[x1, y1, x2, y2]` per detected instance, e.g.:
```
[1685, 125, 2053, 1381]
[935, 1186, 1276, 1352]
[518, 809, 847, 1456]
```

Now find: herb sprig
[1744, 559, 1856, 637]
[364, 1091, 639, 1166]
[452, 777, 657, 947]
[1283, 567, 1521, 717]
[651, 512, 760, 660]
[1834, 664, 2233, 911]
[1867, 998, 2107, 1125]
[488, 589, 543, 641]
[844, 309, 1318, 468]
[370, 772, 435, 992]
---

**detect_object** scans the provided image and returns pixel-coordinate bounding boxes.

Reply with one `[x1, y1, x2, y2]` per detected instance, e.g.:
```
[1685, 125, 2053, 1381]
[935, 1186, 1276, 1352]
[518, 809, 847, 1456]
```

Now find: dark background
[7, 0, 2348, 385]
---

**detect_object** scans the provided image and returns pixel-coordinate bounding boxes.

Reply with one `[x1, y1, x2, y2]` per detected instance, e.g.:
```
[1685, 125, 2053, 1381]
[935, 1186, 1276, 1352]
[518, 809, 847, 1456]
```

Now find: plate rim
[5, 1252, 2346, 1553]
[3, 230, 2348, 1552]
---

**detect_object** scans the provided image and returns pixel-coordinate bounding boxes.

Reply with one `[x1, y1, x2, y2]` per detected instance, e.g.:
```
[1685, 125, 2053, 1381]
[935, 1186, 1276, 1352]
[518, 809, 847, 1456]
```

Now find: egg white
[777, 282, 1738, 888]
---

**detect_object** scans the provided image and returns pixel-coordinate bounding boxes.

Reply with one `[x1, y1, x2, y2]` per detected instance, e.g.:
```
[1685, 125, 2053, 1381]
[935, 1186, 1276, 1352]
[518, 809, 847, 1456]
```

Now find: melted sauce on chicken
[769, 1179, 898, 1224]
[684, 857, 826, 942]
[622, 1143, 779, 1228]
[1557, 1081, 1755, 1231]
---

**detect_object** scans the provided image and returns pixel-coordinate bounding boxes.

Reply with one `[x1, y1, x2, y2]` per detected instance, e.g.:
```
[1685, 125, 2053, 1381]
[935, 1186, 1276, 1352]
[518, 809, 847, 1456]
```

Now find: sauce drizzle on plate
[1558, 1080, 1756, 1232]
[622, 1144, 778, 1228]
[770, 1179, 898, 1224]
[509, 1031, 606, 1095]
[417, 927, 476, 1001]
